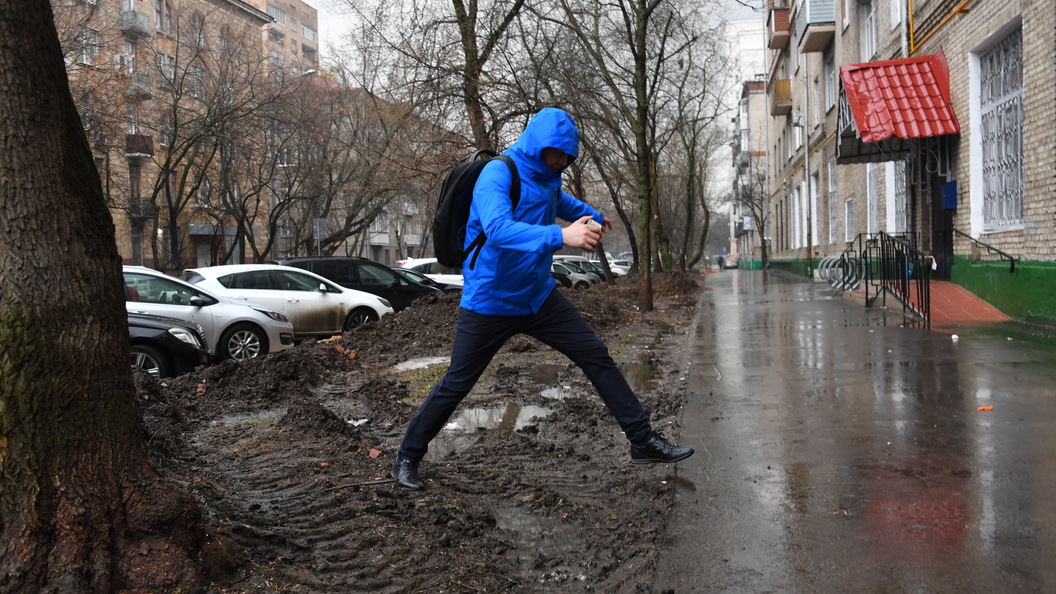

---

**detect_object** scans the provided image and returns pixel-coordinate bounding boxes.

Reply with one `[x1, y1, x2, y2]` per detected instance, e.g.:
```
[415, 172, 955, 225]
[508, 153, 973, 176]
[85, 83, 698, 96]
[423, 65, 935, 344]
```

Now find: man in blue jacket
[392, 107, 693, 490]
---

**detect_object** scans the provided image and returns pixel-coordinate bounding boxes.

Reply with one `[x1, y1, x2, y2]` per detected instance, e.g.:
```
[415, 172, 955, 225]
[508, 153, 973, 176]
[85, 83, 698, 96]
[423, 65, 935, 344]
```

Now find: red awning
[837, 53, 960, 163]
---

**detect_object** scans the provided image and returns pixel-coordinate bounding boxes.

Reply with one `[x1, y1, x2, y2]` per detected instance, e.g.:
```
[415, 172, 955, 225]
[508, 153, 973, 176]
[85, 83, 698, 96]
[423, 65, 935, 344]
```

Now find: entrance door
[929, 178, 954, 281]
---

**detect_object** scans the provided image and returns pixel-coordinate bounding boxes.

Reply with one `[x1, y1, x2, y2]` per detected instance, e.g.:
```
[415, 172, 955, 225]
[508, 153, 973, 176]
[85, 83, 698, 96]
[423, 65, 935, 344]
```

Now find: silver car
[180, 264, 394, 339]
[123, 266, 295, 361]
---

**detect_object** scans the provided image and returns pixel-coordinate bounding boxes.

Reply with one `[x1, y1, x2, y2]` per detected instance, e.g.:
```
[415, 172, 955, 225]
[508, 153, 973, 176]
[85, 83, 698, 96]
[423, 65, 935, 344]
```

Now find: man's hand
[562, 216, 604, 251]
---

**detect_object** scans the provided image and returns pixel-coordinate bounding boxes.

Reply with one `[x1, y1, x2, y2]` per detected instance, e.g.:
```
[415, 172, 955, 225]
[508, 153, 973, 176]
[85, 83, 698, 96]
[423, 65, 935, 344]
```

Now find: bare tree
[733, 166, 770, 267]
[0, 2, 203, 590]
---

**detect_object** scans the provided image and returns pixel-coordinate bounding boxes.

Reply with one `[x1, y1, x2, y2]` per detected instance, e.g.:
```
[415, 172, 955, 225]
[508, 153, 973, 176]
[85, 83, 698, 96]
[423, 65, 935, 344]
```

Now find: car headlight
[252, 307, 290, 323]
[168, 327, 204, 348]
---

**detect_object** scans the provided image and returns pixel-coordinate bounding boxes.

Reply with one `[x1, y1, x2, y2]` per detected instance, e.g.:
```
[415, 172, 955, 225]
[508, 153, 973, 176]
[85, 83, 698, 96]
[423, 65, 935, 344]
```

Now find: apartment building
[243, 0, 319, 74]
[54, 0, 327, 271]
[730, 79, 769, 268]
[763, 0, 1056, 323]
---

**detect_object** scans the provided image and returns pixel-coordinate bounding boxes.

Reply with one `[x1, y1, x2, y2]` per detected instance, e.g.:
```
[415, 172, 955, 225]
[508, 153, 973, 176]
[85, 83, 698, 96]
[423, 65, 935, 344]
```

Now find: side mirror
[189, 296, 205, 307]
[319, 283, 330, 293]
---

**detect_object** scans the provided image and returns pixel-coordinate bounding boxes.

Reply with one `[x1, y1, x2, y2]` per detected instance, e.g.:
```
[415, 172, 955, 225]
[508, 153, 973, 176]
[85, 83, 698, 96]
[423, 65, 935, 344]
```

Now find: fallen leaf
[368, 449, 382, 459]
[319, 462, 330, 469]
[196, 383, 206, 396]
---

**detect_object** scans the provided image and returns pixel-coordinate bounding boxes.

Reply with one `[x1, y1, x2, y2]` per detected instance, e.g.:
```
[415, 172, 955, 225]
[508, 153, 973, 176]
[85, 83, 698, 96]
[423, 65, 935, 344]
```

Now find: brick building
[54, 0, 319, 272]
[763, 0, 1056, 323]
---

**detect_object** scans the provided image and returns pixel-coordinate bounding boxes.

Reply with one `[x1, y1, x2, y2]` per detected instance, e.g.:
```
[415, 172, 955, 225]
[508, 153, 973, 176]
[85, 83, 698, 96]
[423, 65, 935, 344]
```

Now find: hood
[507, 107, 580, 178]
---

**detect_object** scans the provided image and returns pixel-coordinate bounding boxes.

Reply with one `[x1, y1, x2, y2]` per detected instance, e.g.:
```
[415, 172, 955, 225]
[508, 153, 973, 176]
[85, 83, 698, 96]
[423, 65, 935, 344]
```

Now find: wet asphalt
[655, 270, 1056, 593]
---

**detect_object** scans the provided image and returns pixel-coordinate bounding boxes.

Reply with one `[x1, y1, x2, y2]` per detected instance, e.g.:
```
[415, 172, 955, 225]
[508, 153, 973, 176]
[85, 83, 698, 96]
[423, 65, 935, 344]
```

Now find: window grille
[828, 158, 837, 244]
[980, 27, 1023, 230]
[892, 160, 908, 234]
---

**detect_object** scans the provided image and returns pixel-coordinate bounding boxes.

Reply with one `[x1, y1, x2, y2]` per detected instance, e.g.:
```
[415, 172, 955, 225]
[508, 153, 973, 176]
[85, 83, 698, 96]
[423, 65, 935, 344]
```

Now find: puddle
[431, 403, 553, 458]
[394, 356, 450, 372]
[620, 362, 658, 393]
[528, 363, 566, 384]
[540, 386, 580, 400]
[444, 403, 553, 432]
[492, 505, 587, 583]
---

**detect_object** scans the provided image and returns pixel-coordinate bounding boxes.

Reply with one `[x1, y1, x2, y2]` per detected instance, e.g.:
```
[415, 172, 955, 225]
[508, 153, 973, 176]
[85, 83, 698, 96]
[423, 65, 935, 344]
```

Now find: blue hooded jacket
[460, 108, 602, 315]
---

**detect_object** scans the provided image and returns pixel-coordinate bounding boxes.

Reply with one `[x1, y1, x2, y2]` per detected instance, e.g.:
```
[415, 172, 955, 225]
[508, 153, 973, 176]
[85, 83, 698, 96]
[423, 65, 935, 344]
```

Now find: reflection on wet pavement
[656, 270, 1056, 592]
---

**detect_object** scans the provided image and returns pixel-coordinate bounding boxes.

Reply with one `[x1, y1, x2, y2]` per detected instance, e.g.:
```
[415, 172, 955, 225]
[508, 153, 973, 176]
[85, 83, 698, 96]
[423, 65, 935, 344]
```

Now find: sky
[310, 0, 766, 64]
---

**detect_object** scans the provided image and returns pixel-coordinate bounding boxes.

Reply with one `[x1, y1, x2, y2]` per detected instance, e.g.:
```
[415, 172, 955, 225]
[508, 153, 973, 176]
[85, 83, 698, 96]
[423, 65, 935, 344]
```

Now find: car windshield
[124, 272, 217, 306]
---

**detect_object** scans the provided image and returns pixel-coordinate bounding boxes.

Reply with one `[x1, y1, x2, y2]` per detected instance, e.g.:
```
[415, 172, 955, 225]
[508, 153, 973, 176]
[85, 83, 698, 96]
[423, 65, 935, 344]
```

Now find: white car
[398, 257, 464, 287]
[123, 266, 295, 361]
[551, 262, 594, 289]
[181, 264, 394, 339]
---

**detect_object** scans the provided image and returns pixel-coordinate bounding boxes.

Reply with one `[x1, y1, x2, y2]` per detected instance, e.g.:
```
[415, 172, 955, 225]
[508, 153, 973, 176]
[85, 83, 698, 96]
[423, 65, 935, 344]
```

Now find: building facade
[55, 0, 322, 272]
[764, 0, 1056, 323]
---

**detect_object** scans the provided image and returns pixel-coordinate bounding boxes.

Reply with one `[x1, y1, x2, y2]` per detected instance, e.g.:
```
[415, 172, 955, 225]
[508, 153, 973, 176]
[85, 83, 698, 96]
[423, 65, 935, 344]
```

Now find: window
[887, 160, 909, 234]
[159, 115, 173, 147]
[859, 0, 876, 60]
[824, 54, 836, 111]
[78, 27, 99, 64]
[126, 104, 138, 134]
[980, 27, 1023, 230]
[267, 4, 286, 26]
[118, 41, 136, 75]
[302, 23, 317, 43]
[268, 29, 285, 45]
[866, 163, 879, 233]
[810, 171, 819, 247]
[269, 50, 285, 68]
[155, 0, 172, 34]
[890, 0, 902, 29]
[811, 76, 821, 128]
[123, 0, 134, 10]
[156, 53, 175, 89]
[189, 12, 205, 48]
[290, 18, 296, 30]
[845, 199, 855, 241]
[219, 27, 232, 55]
[188, 65, 205, 98]
[290, 39, 298, 54]
[828, 159, 838, 244]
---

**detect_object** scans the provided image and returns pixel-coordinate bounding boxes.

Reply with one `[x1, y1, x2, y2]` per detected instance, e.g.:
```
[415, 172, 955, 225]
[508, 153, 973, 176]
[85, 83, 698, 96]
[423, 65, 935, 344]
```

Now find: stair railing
[952, 228, 1019, 272]
[860, 231, 931, 324]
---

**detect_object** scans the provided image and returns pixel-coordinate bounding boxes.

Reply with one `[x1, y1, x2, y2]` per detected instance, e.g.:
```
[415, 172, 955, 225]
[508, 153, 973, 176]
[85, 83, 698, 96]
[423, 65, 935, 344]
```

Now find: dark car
[391, 266, 461, 293]
[128, 314, 209, 378]
[273, 256, 440, 313]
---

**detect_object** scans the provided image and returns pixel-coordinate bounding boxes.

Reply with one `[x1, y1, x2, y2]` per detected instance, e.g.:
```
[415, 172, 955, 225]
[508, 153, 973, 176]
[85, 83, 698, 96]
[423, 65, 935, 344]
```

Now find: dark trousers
[397, 289, 653, 461]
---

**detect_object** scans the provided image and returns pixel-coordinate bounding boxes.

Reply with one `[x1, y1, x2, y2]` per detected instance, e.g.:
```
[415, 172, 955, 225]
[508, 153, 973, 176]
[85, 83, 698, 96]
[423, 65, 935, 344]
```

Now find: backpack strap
[466, 155, 521, 270]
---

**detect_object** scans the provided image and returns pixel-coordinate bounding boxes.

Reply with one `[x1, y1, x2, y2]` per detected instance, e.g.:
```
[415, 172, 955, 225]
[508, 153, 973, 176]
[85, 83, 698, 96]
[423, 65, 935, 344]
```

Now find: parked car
[551, 270, 573, 288]
[723, 256, 740, 269]
[558, 260, 602, 284]
[391, 266, 462, 293]
[551, 262, 593, 289]
[273, 256, 440, 312]
[123, 266, 294, 362]
[128, 314, 209, 378]
[181, 264, 394, 339]
[398, 257, 464, 287]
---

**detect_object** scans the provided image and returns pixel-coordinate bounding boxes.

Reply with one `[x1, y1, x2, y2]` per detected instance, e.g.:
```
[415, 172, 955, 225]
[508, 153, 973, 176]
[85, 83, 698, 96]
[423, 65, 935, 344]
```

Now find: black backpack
[432, 149, 520, 270]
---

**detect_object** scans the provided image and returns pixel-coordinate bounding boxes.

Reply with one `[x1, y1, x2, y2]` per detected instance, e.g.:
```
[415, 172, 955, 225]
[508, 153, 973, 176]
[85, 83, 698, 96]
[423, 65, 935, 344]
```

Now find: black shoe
[391, 456, 425, 490]
[630, 433, 694, 464]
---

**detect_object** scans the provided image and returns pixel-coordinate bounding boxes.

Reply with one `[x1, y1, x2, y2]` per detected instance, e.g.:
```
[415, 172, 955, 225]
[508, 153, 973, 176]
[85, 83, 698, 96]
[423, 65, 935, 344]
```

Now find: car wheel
[131, 344, 170, 378]
[574, 281, 589, 290]
[220, 323, 267, 361]
[344, 307, 379, 330]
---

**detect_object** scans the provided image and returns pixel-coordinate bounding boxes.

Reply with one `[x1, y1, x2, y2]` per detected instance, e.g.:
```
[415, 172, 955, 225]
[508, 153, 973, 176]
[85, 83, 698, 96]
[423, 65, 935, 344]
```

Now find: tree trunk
[0, 2, 204, 591]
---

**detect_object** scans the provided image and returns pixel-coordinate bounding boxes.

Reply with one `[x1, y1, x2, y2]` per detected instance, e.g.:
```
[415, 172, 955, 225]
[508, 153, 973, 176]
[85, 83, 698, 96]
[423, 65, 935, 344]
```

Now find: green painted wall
[951, 257, 1056, 325]
[769, 259, 812, 277]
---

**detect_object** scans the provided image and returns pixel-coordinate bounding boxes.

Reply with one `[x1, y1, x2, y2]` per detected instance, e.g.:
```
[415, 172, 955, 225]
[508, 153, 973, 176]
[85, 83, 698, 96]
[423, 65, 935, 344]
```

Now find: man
[392, 107, 692, 490]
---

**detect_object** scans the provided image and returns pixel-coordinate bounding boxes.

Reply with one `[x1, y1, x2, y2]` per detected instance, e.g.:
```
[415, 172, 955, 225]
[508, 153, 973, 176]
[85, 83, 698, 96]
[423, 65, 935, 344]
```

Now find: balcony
[120, 11, 150, 38]
[770, 79, 792, 116]
[126, 133, 154, 158]
[125, 71, 152, 100]
[767, 6, 790, 49]
[794, 0, 835, 53]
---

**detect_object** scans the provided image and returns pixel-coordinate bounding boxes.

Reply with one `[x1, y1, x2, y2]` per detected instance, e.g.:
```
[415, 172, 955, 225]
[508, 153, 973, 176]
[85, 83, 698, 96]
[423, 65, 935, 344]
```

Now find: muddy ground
[138, 272, 704, 593]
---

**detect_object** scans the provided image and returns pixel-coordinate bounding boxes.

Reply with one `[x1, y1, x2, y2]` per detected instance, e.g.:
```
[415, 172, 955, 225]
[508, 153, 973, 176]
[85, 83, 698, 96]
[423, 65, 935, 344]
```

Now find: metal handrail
[854, 232, 931, 325]
[952, 228, 1019, 273]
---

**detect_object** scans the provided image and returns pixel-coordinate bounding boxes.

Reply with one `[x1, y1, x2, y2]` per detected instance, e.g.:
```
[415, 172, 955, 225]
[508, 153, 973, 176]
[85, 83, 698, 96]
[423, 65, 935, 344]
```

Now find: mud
[137, 272, 702, 592]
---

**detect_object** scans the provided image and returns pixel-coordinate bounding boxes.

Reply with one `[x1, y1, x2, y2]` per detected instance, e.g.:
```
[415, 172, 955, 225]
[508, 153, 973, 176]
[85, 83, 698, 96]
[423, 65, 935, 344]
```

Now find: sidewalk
[654, 269, 1056, 592]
